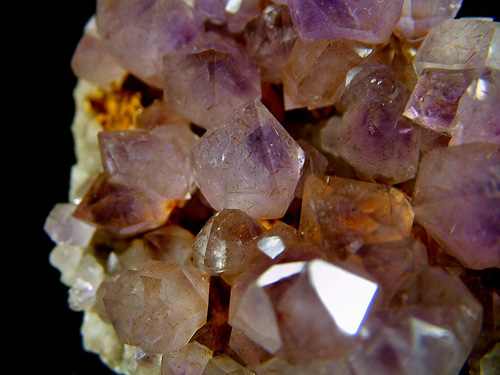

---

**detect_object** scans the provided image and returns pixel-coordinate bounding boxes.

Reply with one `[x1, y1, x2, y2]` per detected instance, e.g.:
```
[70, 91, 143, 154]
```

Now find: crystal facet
[190, 99, 305, 219]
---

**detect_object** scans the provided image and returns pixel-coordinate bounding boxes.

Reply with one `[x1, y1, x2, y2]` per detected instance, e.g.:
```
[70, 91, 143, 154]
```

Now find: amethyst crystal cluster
[47, 1, 499, 374]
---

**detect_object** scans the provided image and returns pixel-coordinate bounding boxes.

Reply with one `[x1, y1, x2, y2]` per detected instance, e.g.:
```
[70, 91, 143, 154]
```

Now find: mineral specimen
[46, 1, 500, 374]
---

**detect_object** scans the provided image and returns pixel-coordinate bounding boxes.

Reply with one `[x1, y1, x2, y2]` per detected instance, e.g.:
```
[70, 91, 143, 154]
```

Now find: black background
[22, 1, 498, 374]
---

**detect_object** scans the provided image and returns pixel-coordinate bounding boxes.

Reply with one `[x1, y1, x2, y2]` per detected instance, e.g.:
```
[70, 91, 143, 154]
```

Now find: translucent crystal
[395, 0, 463, 40]
[403, 68, 476, 134]
[71, 16, 127, 89]
[413, 18, 500, 75]
[282, 38, 375, 110]
[102, 260, 210, 354]
[190, 99, 305, 219]
[73, 174, 176, 237]
[244, 4, 297, 83]
[338, 63, 421, 183]
[287, 0, 404, 44]
[192, 209, 265, 277]
[229, 259, 378, 363]
[44, 203, 96, 247]
[99, 124, 199, 200]
[300, 175, 414, 259]
[413, 142, 500, 269]
[144, 226, 195, 266]
[96, 0, 205, 88]
[162, 32, 261, 129]
[161, 342, 212, 375]
[449, 68, 500, 145]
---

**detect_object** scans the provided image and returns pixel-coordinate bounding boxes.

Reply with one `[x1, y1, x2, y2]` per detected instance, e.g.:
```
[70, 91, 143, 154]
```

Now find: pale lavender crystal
[163, 32, 262, 129]
[161, 342, 212, 375]
[403, 68, 476, 134]
[144, 225, 195, 266]
[73, 174, 175, 237]
[287, 0, 404, 44]
[282, 38, 376, 110]
[196, 0, 261, 33]
[99, 124, 199, 200]
[245, 3, 297, 83]
[103, 260, 210, 354]
[338, 64, 421, 183]
[395, 0, 463, 40]
[44, 203, 96, 247]
[96, 0, 205, 88]
[190, 99, 305, 219]
[71, 16, 127, 89]
[229, 259, 378, 363]
[192, 209, 265, 277]
[244, 222, 329, 274]
[413, 18, 500, 75]
[413, 142, 500, 269]
[450, 68, 500, 145]
[350, 267, 482, 375]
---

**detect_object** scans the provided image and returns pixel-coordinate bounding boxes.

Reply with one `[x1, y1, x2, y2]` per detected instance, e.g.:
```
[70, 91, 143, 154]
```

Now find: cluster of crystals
[47, 1, 500, 374]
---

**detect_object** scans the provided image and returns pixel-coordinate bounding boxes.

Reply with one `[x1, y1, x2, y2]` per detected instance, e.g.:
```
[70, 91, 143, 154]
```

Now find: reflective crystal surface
[48, 2, 500, 374]
[403, 68, 475, 134]
[96, 0, 205, 88]
[162, 32, 261, 129]
[190, 99, 305, 219]
[395, 0, 463, 40]
[450, 68, 500, 145]
[102, 260, 210, 354]
[413, 18, 500, 75]
[300, 175, 414, 259]
[99, 124, 199, 200]
[413, 142, 500, 269]
[193, 209, 265, 277]
[288, 0, 404, 44]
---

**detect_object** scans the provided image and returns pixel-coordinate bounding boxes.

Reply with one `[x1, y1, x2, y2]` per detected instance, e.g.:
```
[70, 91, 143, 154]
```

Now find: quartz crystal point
[229, 259, 378, 364]
[71, 16, 127, 89]
[163, 32, 261, 129]
[96, 0, 205, 88]
[350, 269, 482, 375]
[102, 260, 210, 354]
[282, 38, 375, 110]
[44, 203, 96, 247]
[99, 124, 199, 200]
[190, 99, 305, 219]
[143, 226, 196, 266]
[449, 68, 500, 145]
[395, 0, 463, 40]
[413, 143, 500, 269]
[73, 174, 175, 237]
[300, 174, 414, 259]
[161, 341, 212, 375]
[403, 68, 476, 134]
[294, 140, 328, 199]
[413, 18, 500, 75]
[287, 0, 404, 44]
[244, 222, 329, 275]
[192, 209, 265, 277]
[244, 4, 297, 84]
[202, 354, 255, 375]
[338, 63, 421, 183]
